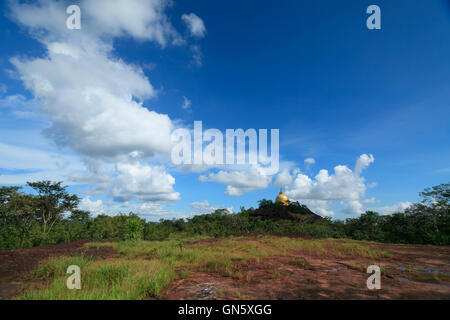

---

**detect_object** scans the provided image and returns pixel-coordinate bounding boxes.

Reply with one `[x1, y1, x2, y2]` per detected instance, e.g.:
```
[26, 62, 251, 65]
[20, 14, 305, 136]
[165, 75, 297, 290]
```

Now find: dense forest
[0, 181, 449, 250]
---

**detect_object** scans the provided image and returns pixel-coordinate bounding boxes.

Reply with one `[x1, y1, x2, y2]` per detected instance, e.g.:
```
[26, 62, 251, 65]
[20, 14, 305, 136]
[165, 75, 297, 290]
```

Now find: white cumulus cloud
[11, 42, 174, 160]
[7, 0, 188, 208]
[367, 202, 413, 215]
[278, 154, 376, 216]
[189, 200, 232, 214]
[111, 162, 180, 202]
[199, 166, 272, 196]
[78, 197, 106, 216]
[273, 168, 294, 187]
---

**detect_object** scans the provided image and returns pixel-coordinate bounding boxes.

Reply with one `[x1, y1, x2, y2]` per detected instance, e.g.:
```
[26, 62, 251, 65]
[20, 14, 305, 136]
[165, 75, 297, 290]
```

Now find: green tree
[0, 186, 21, 228]
[126, 216, 145, 240]
[69, 209, 91, 224]
[27, 181, 79, 240]
[0, 187, 37, 248]
[8, 193, 37, 248]
[420, 183, 450, 210]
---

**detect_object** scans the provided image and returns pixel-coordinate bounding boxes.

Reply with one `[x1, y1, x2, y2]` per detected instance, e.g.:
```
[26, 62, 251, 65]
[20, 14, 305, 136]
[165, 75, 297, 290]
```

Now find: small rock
[197, 284, 218, 300]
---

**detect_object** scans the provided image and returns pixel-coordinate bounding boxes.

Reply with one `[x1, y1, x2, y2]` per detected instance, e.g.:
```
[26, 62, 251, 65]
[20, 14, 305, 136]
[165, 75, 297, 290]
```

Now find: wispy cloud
[182, 96, 192, 110]
[182, 13, 206, 38]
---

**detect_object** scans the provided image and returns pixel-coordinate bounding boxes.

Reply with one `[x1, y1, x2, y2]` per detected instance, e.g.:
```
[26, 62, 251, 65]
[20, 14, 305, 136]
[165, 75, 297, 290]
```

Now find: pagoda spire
[276, 186, 289, 205]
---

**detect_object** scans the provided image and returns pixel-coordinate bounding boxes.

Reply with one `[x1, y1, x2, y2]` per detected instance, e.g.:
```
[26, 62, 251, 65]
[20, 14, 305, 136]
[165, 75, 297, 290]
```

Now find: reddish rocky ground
[0, 238, 449, 300]
[163, 240, 450, 300]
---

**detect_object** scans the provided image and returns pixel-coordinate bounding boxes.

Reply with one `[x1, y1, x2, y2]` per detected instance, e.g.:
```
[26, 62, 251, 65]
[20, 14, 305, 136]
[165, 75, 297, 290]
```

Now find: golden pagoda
[275, 187, 290, 206]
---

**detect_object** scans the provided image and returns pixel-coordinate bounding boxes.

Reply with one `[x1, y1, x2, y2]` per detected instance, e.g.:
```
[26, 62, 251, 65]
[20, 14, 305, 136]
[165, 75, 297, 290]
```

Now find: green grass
[16, 235, 392, 300]
[341, 243, 391, 259]
[103, 238, 272, 277]
[35, 256, 94, 279]
[258, 237, 390, 259]
[288, 257, 310, 269]
[348, 263, 364, 272]
[17, 259, 174, 300]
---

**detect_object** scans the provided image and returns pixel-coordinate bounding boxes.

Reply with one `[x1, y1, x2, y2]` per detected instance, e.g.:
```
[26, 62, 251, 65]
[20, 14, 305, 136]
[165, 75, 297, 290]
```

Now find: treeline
[0, 181, 449, 250]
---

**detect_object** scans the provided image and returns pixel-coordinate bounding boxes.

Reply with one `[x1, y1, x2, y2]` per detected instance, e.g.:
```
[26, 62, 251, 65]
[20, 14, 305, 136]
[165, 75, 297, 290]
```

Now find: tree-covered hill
[251, 199, 322, 221]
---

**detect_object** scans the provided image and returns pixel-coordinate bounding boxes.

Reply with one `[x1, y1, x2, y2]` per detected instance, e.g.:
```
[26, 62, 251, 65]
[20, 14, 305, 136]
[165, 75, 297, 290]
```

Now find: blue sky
[0, 0, 449, 220]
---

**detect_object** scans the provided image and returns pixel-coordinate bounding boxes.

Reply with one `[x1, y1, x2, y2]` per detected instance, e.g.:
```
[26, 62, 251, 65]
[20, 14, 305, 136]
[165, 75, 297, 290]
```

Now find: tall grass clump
[35, 256, 94, 279]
